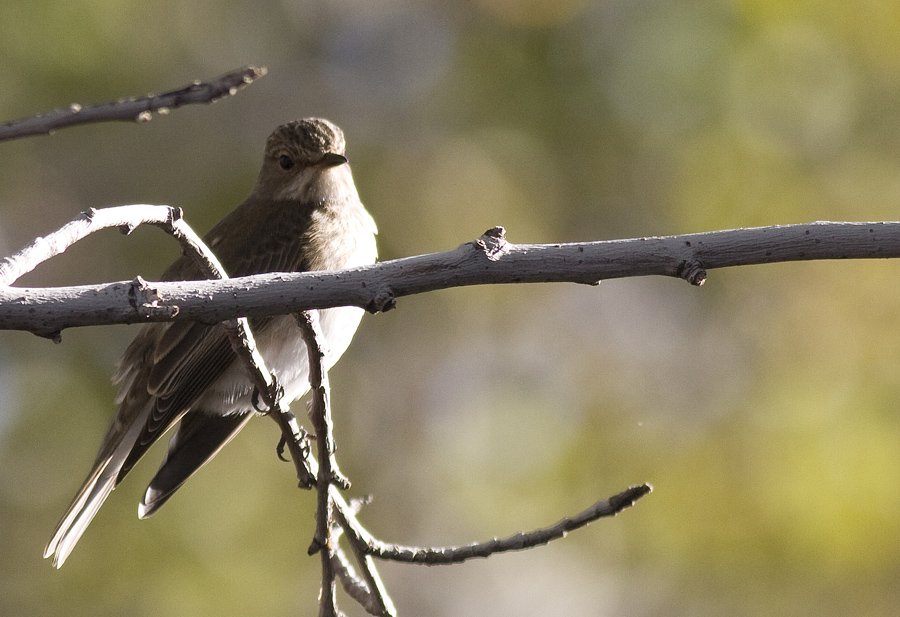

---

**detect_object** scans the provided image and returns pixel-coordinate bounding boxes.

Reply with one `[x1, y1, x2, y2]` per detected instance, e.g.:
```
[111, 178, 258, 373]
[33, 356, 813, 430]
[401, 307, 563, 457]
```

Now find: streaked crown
[264, 118, 346, 165]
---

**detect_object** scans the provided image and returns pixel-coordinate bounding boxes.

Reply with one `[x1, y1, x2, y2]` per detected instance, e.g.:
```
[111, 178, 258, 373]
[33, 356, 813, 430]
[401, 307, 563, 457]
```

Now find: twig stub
[474, 226, 509, 261]
[677, 259, 707, 286]
[366, 288, 396, 314]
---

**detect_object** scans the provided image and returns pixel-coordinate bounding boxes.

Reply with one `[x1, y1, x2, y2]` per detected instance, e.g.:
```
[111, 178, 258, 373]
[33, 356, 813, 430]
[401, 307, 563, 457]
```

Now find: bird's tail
[43, 458, 120, 568]
[44, 407, 148, 568]
[139, 411, 252, 518]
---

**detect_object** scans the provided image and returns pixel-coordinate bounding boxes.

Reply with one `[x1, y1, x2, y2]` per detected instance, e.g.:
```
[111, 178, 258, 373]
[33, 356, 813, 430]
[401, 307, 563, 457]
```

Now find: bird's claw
[251, 379, 285, 414]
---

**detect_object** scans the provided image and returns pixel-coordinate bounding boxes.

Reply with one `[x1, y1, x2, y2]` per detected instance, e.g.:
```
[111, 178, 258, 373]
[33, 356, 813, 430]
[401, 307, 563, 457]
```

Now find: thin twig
[166, 212, 311, 493]
[163, 215, 318, 489]
[296, 312, 349, 490]
[0, 204, 191, 286]
[332, 546, 379, 613]
[296, 311, 336, 555]
[360, 485, 652, 565]
[295, 310, 342, 617]
[0, 66, 266, 142]
[292, 311, 395, 616]
[293, 445, 396, 616]
[331, 491, 395, 617]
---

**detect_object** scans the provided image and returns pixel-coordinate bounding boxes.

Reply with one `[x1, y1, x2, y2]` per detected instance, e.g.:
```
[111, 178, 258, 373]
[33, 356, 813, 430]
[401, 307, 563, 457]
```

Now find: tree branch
[3, 214, 900, 336]
[296, 310, 340, 617]
[0, 203, 317, 491]
[0, 66, 266, 143]
[290, 322, 395, 615]
[0, 203, 655, 616]
[331, 491, 395, 617]
[332, 545, 388, 616]
[1, 77, 659, 615]
[0, 204, 198, 286]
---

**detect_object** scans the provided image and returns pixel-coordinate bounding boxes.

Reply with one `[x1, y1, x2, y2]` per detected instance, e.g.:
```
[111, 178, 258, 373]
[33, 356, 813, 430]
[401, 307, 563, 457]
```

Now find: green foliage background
[2, 1, 900, 615]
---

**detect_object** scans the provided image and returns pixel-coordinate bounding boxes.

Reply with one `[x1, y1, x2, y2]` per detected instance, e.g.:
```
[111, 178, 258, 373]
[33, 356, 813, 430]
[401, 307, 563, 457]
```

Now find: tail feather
[139, 411, 252, 518]
[44, 404, 253, 566]
[44, 405, 149, 568]
[44, 459, 114, 567]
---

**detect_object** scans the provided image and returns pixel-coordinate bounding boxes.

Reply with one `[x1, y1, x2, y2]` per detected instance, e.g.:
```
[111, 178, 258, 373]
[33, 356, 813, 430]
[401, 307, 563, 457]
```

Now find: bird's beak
[319, 153, 348, 167]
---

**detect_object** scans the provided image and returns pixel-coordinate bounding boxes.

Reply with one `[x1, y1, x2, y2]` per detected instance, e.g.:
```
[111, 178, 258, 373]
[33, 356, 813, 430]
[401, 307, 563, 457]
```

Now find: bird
[44, 118, 377, 568]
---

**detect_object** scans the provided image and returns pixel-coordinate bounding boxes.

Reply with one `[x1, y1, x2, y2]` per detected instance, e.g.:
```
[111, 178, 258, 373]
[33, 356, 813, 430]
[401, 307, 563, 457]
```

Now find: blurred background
[2, 0, 900, 615]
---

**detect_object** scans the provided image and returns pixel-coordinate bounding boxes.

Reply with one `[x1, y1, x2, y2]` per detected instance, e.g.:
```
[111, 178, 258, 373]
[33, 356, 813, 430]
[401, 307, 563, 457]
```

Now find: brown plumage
[44, 118, 377, 568]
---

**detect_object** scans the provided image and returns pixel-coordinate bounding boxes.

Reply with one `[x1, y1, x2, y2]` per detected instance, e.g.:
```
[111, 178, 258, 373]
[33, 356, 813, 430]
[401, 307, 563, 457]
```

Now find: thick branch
[0, 66, 266, 142]
[3, 218, 900, 335]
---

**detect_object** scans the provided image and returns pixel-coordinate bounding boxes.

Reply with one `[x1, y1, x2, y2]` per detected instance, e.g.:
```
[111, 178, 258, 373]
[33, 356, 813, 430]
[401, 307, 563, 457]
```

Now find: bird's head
[253, 118, 351, 202]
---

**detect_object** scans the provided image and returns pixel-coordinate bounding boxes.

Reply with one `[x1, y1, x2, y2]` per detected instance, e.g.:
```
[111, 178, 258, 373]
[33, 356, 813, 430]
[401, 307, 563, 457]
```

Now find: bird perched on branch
[45, 118, 377, 567]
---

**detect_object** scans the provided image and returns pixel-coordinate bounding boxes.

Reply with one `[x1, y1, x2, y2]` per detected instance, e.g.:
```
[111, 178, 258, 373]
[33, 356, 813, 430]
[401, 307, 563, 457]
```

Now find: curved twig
[0, 203, 314, 488]
[342, 485, 652, 566]
[0, 204, 195, 286]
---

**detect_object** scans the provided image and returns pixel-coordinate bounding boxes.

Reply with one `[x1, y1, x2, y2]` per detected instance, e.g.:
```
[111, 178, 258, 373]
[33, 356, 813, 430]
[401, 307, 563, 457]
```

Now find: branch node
[308, 536, 325, 556]
[80, 208, 97, 222]
[330, 468, 351, 491]
[677, 259, 707, 286]
[33, 329, 63, 344]
[128, 275, 179, 319]
[474, 226, 509, 261]
[367, 288, 396, 314]
[167, 206, 184, 225]
[129, 275, 149, 294]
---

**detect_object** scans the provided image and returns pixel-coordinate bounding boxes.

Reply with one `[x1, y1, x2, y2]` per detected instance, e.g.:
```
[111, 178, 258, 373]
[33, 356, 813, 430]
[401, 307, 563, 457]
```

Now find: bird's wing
[45, 198, 320, 566]
[117, 198, 316, 479]
[116, 320, 241, 480]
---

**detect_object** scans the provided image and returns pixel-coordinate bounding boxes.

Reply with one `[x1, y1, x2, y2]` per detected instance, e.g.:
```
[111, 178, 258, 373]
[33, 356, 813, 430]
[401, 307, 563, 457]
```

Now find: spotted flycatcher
[44, 118, 377, 567]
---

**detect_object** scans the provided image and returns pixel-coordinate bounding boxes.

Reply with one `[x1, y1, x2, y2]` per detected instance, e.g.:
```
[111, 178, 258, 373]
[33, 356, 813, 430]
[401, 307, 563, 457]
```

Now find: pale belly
[195, 305, 365, 415]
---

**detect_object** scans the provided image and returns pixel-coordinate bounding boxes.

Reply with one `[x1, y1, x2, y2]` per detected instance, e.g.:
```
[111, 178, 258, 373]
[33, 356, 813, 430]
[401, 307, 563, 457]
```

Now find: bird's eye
[278, 154, 294, 170]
